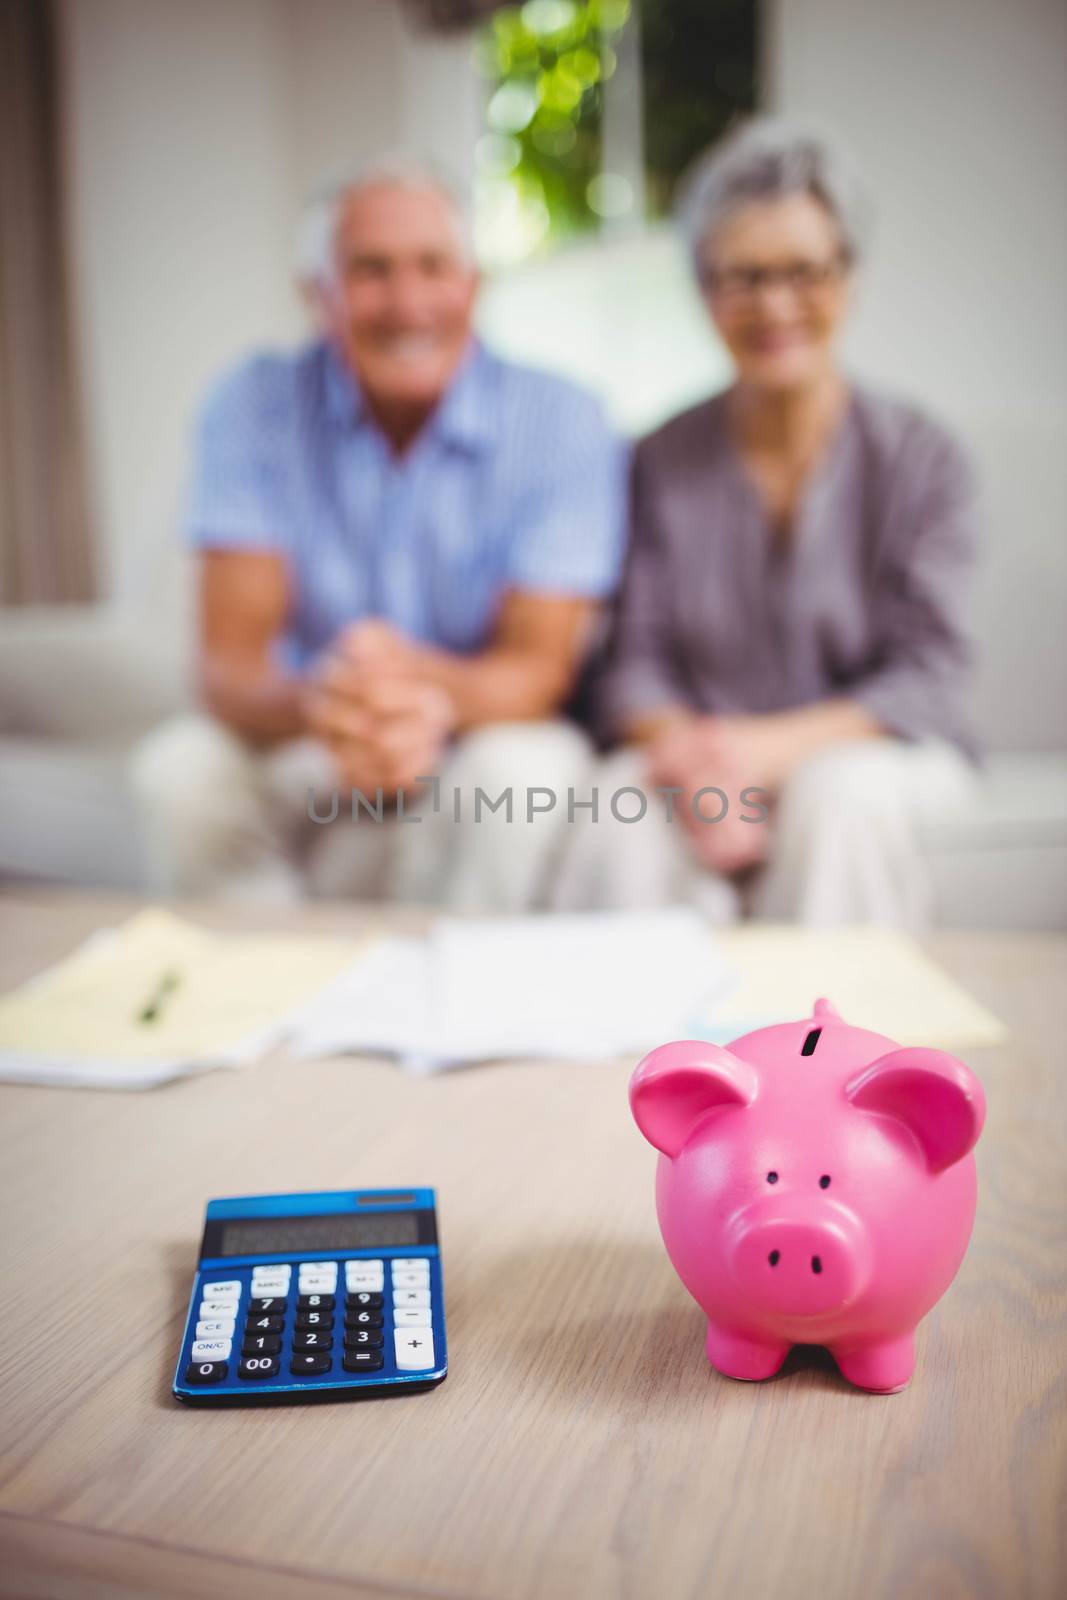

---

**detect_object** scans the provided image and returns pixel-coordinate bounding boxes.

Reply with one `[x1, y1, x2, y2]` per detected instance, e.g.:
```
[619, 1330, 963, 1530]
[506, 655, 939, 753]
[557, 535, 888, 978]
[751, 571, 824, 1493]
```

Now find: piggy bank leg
[832, 1333, 916, 1394]
[706, 1323, 790, 1382]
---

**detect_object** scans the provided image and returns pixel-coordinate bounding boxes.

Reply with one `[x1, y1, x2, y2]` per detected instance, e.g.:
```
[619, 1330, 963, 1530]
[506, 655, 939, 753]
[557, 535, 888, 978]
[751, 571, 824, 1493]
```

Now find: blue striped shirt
[185, 339, 627, 668]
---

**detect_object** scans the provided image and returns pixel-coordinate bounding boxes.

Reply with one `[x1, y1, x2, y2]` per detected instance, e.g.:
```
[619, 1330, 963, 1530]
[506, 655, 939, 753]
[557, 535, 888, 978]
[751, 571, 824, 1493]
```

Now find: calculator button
[295, 1310, 334, 1330]
[185, 1360, 228, 1384]
[242, 1334, 282, 1355]
[199, 1299, 240, 1318]
[248, 1297, 288, 1315]
[298, 1279, 336, 1297]
[297, 1293, 335, 1310]
[201, 1281, 241, 1299]
[394, 1329, 435, 1371]
[390, 1259, 429, 1271]
[252, 1263, 291, 1277]
[238, 1355, 279, 1380]
[344, 1259, 383, 1274]
[244, 1314, 284, 1333]
[343, 1350, 384, 1373]
[293, 1331, 334, 1351]
[345, 1308, 383, 1329]
[299, 1261, 337, 1277]
[249, 1277, 289, 1295]
[392, 1270, 429, 1290]
[346, 1291, 384, 1310]
[346, 1273, 384, 1294]
[393, 1287, 430, 1308]
[191, 1338, 232, 1362]
[196, 1317, 236, 1339]
[344, 1328, 384, 1350]
[393, 1308, 432, 1327]
[290, 1352, 332, 1376]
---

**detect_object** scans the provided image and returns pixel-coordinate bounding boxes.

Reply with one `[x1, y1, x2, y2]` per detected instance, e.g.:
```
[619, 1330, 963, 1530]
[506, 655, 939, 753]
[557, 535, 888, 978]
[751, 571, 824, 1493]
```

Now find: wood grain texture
[0, 891, 1064, 1600]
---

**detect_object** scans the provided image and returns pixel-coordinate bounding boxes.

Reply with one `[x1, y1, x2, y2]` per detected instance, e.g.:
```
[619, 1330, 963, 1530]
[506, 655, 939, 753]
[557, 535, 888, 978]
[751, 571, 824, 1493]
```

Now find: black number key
[295, 1310, 334, 1330]
[291, 1351, 332, 1376]
[242, 1334, 282, 1356]
[345, 1308, 383, 1329]
[293, 1330, 333, 1351]
[239, 1355, 280, 1380]
[297, 1293, 335, 1310]
[344, 1328, 384, 1349]
[346, 1291, 383, 1310]
[245, 1315, 284, 1333]
[343, 1350, 384, 1373]
[249, 1297, 288, 1315]
[185, 1360, 228, 1384]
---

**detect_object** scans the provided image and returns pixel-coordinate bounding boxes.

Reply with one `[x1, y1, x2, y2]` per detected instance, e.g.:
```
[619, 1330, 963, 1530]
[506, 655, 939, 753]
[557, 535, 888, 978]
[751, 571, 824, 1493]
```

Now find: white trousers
[552, 739, 977, 928]
[129, 714, 593, 911]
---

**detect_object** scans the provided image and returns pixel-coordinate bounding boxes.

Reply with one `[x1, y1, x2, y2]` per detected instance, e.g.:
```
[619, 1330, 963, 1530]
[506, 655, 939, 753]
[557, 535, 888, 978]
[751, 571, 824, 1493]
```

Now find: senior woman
[564, 119, 977, 926]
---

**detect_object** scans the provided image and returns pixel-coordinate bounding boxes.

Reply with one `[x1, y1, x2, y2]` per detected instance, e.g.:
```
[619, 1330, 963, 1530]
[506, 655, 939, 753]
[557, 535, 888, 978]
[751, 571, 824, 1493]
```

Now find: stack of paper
[290, 909, 731, 1073]
[0, 909, 367, 1089]
[0, 907, 1006, 1090]
[289, 915, 1007, 1072]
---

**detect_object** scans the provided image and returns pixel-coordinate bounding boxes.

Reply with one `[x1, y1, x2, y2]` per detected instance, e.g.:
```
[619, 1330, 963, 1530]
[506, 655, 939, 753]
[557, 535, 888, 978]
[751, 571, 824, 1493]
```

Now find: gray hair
[293, 153, 473, 287]
[677, 118, 873, 278]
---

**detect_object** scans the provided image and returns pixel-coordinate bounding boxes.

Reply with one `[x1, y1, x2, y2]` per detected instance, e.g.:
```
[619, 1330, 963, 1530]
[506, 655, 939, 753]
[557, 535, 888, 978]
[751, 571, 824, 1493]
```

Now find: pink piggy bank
[630, 999, 985, 1393]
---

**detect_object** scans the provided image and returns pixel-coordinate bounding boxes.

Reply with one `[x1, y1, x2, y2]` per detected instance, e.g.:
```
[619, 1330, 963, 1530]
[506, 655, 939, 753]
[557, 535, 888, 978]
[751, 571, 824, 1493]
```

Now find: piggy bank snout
[728, 1205, 871, 1319]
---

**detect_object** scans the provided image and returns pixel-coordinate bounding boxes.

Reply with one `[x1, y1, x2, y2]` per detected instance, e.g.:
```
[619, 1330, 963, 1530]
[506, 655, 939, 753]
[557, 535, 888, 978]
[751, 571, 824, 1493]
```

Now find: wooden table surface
[0, 891, 1064, 1600]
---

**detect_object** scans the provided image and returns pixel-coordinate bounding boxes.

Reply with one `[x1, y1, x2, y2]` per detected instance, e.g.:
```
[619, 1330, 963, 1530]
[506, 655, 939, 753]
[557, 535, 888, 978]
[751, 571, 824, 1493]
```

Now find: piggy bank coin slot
[801, 1028, 822, 1056]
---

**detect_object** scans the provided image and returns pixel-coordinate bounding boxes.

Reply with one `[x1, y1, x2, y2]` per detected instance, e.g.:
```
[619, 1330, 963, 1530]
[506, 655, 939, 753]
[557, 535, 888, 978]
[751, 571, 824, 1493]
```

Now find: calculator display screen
[217, 1211, 421, 1257]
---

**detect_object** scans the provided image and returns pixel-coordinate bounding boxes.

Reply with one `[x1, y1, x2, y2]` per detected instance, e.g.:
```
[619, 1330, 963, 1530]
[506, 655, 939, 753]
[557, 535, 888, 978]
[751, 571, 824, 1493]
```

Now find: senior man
[132, 161, 624, 907]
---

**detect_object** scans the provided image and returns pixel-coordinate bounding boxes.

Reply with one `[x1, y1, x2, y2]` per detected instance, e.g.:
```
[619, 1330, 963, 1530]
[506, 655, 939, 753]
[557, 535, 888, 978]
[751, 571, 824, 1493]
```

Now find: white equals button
[394, 1328, 435, 1371]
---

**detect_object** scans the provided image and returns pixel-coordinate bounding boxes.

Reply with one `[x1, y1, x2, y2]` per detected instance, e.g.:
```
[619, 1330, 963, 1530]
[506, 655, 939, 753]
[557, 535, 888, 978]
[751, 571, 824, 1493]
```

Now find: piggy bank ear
[846, 1047, 986, 1172]
[630, 1040, 757, 1158]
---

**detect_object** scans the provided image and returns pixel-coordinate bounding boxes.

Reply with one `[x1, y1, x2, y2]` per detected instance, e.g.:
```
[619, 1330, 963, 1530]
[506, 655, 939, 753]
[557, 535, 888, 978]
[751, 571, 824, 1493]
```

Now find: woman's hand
[646, 715, 772, 875]
[303, 625, 458, 796]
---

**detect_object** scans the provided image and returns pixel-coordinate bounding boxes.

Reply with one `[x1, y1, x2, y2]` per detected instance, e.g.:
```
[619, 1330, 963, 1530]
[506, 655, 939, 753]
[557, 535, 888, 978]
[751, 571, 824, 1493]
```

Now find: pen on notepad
[137, 969, 182, 1025]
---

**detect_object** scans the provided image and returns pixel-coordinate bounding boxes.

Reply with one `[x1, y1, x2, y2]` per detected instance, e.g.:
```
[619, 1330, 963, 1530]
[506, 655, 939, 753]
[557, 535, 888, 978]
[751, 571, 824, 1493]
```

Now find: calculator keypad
[183, 1254, 439, 1391]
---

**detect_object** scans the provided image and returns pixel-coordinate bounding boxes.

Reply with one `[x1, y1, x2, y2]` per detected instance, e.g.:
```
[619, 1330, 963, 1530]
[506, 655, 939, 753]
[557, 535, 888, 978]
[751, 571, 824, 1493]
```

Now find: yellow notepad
[0, 908, 369, 1088]
[711, 925, 1007, 1050]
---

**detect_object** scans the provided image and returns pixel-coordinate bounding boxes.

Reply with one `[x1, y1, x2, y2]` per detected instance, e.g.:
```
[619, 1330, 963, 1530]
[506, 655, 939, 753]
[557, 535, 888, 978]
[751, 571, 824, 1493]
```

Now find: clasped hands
[302, 621, 458, 796]
[646, 711, 790, 875]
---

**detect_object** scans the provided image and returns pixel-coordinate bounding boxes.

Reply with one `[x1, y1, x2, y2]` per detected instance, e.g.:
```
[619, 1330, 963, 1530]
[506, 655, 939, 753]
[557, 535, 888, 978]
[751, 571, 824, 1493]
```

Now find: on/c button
[394, 1328, 435, 1371]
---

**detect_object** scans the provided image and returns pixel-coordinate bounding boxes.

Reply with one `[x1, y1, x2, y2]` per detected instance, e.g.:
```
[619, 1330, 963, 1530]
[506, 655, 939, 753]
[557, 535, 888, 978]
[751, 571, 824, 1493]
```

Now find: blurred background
[1, 0, 1065, 926]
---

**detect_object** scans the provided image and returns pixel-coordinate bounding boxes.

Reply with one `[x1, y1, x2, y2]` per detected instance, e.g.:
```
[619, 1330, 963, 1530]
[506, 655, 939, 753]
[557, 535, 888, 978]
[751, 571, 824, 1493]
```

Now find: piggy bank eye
[819, 1174, 831, 1189]
[766, 1171, 779, 1184]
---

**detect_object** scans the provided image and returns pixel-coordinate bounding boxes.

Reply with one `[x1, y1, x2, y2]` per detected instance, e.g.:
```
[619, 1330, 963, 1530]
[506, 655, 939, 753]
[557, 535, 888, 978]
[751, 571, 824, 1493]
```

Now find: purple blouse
[596, 385, 977, 754]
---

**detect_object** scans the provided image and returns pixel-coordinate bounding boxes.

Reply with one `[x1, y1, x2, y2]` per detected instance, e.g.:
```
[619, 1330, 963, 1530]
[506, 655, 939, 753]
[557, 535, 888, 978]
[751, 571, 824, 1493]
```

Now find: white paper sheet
[291, 909, 732, 1072]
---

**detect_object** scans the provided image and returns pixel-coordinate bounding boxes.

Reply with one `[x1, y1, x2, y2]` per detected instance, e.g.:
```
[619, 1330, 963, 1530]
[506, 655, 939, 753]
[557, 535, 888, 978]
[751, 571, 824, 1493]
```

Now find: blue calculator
[172, 1187, 447, 1405]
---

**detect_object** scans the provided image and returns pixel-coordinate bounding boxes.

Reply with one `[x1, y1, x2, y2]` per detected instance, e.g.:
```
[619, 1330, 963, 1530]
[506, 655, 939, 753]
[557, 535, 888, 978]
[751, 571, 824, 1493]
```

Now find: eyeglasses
[702, 253, 850, 301]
